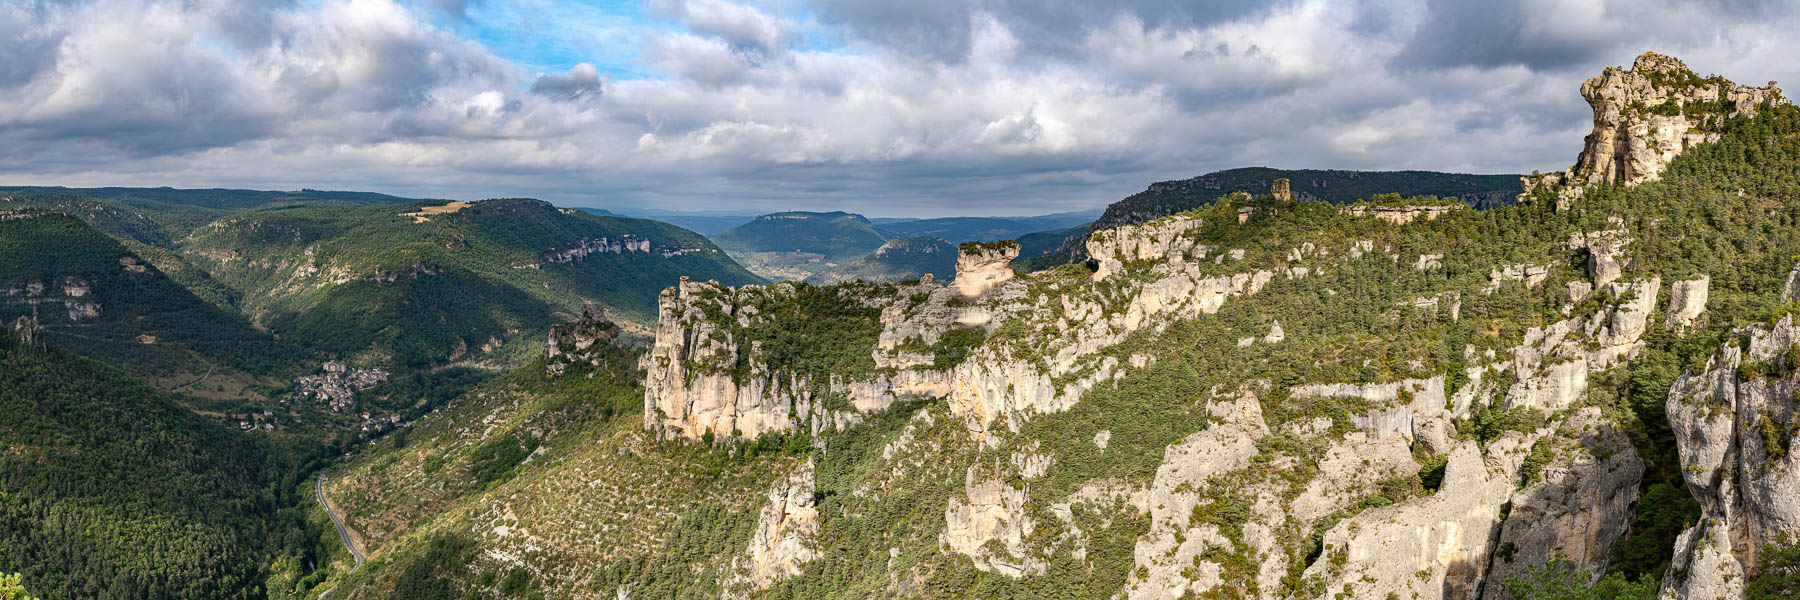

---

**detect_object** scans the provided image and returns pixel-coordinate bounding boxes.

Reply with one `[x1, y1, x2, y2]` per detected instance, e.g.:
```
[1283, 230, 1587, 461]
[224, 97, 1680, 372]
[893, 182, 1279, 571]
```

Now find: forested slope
[0, 323, 332, 600]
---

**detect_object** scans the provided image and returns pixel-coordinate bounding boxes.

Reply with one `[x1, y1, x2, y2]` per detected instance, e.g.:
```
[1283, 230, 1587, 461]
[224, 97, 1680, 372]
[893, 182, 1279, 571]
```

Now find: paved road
[316, 474, 363, 598]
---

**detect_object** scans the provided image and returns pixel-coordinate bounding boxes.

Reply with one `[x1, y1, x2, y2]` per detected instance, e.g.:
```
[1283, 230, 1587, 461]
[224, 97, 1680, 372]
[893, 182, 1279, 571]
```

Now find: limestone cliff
[1523, 52, 1783, 205]
[1661, 317, 1800, 599]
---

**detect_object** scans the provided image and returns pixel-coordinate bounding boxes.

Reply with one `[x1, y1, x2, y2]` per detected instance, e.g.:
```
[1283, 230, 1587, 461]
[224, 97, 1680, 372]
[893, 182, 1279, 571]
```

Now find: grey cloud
[0, 5, 61, 88]
[809, 0, 1290, 63]
[1394, 0, 1800, 72]
[530, 63, 604, 100]
[648, 0, 796, 53]
[8, 0, 1800, 219]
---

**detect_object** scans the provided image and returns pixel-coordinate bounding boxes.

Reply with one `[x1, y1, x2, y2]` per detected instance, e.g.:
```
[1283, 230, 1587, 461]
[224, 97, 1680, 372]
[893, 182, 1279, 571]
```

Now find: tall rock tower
[1271, 178, 1293, 201]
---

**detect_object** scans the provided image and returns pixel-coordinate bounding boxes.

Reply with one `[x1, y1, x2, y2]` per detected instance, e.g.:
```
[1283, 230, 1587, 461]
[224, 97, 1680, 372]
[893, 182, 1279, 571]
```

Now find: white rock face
[1666, 276, 1709, 330]
[1086, 215, 1205, 281]
[1338, 203, 1463, 225]
[1485, 263, 1550, 292]
[1124, 393, 1270, 600]
[1522, 52, 1783, 204]
[1784, 263, 1800, 303]
[1580, 229, 1632, 286]
[1505, 277, 1659, 413]
[1480, 408, 1644, 600]
[642, 279, 953, 442]
[1661, 316, 1800, 598]
[736, 460, 820, 591]
[1301, 443, 1514, 600]
[952, 242, 1020, 298]
[942, 469, 1042, 577]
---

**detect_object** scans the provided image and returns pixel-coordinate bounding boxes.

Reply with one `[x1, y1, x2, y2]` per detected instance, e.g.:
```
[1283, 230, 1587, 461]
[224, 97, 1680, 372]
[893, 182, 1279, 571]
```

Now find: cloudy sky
[0, 0, 1794, 216]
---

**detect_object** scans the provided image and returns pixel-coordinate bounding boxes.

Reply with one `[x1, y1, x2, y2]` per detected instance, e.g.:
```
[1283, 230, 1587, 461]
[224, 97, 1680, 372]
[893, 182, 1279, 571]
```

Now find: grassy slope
[323, 345, 801, 599]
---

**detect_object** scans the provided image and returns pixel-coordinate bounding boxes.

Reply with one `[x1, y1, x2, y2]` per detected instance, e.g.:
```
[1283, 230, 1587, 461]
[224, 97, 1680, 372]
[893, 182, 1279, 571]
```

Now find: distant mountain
[182, 198, 762, 368]
[1025, 167, 1523, 269]
[1016, 225, 1086, 261]
[872, 210, 1102, 244]
[0, 212, 306, 394]
[806, 236, 957, 284]
[0, 186, 425, 238]
[570, 207, 756, 236]
[712, 211, 889, 280]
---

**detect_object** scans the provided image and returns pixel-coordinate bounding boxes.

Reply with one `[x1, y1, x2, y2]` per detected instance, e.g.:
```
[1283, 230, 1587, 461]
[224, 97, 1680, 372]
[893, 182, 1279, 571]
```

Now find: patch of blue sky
[430, 0, 855, 83]
[446, 0, 655, 80]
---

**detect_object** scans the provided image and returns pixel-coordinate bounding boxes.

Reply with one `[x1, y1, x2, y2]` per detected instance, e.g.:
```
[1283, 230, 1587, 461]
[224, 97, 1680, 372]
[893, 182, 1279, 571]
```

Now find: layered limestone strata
[1522, 52, 1783, 204]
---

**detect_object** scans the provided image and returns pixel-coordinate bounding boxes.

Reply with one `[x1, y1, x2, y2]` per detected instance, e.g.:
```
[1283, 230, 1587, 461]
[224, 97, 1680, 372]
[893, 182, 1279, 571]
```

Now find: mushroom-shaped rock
[952, 241, 1019, 298]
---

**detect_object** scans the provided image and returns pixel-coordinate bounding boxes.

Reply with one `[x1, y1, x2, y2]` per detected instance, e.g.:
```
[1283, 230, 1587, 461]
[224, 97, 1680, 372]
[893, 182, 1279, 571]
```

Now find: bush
[1749, 535, 1800, 599]
[1506, 556, 1656, 600]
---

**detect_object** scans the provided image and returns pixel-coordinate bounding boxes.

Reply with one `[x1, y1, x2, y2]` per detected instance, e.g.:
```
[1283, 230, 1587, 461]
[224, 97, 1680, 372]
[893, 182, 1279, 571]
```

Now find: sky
[0, 0, 1796, 217]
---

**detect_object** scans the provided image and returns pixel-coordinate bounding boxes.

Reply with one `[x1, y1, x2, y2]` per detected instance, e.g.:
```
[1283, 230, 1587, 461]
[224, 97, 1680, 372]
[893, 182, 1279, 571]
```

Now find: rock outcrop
[1123, 393, 1273, 599]
[1270, 178, 1292, 202]
[1784, 262, 1800, 303]
[1666, 276, 1710, 330]
[1481, 408, 1644, 599]
[951, 242, 1019, 298]
[1523, 52, 1783, 205]
[545, 303, 619, 374]
[1338, 203, 1462, 225]
[1301, 443, 1515, 600]
[942, 470, 1043, 577]
[1661, 316, 1800, 598]
[641, 279, 850, 441]
[731, 460, 821, 593]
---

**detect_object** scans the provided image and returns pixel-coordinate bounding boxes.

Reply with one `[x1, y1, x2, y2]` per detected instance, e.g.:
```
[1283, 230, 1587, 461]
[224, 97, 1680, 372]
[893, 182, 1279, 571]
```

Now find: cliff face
[615, 52, 1800, 600]
[1661, 316, 1800, 599]
[1523, 52, 1783, 205]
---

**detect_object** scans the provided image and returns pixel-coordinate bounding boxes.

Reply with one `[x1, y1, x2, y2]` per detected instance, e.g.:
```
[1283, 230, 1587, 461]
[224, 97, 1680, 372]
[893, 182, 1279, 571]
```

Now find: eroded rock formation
[951, 241, 1020, 298]
[1522, 52, 1783, 205]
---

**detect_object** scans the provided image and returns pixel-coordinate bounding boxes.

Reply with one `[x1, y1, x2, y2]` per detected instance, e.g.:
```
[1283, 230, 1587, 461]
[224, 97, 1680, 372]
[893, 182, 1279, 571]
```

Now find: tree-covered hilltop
[1022, 166, 1523, 269]
[805, 236, 957, 284]
[872, 211, 1100, 245]
[0, 213, 308, 384]
[0, 324, 338, 600]
[0, 186, 426, 239]
[179, 197, 762, 368]
[711, 211, 891, 280]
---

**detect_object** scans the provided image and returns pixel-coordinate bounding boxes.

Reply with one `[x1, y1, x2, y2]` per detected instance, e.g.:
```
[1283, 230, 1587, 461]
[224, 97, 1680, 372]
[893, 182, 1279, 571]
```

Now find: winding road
[316, 474, 364, 598]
